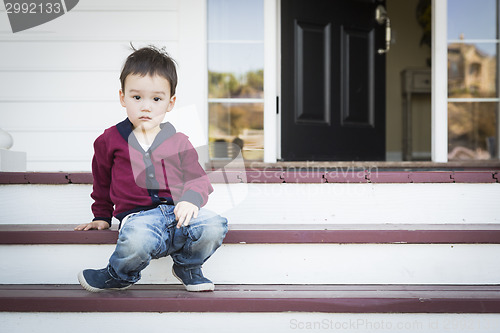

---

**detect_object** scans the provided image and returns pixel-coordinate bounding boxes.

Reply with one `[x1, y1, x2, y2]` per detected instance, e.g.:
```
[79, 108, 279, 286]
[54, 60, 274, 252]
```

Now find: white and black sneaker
[172, 265, 215, 292]
[78, 268, 132, 292]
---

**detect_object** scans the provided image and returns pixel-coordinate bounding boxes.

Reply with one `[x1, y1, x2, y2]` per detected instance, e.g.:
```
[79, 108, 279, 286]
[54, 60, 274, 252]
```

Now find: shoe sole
[77, 270, 131, 293]
[171, 267, 215, 292]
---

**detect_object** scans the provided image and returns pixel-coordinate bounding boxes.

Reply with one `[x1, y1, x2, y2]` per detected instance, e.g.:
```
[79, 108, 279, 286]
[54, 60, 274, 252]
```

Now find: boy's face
[119, 74, 176, 134]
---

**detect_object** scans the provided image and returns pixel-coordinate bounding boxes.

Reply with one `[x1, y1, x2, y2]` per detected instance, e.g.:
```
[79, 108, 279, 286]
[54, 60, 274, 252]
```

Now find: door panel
[281, 0, 386, 161]
[295, 21, 331, 125]
[341, 27, 374, 127]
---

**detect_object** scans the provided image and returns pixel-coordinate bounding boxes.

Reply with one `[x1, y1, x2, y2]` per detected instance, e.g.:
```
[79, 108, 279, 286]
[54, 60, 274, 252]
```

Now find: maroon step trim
[2, 224, 500, 245]
[1, 284, 500, 313]
[0, 170, 499, 184]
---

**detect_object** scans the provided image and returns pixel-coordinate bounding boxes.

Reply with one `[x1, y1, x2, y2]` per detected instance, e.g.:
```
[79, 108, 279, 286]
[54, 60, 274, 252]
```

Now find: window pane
[209, 103, 264, 160]
[448, 43, 497, 98]
[448, 102, 497, 160]
[208, 0, 264, 41]
[448, 0, 497, 40]
[208, 44, 264, 99]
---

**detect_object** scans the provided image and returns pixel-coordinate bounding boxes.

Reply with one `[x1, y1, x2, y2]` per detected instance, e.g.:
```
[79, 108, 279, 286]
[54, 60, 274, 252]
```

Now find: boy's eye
[154, 97, 161, 102]
[133, 96, 141, 100]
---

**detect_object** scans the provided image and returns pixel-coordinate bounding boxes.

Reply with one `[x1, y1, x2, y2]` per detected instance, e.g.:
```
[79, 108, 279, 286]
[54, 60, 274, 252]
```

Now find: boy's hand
[74, 220, 110, 231]
[174, 201, 199, 228]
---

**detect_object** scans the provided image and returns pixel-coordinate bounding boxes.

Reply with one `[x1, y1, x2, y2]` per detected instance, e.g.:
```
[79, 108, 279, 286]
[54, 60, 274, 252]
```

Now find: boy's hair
[120, 45, 178, 97]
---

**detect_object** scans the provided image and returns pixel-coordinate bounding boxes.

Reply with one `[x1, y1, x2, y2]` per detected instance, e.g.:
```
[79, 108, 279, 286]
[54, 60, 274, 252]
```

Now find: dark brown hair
[120, 45, 178, 96]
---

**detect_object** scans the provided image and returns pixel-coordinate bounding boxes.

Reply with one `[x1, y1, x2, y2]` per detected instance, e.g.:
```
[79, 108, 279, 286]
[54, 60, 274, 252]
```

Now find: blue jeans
[108, 205, 228, 283]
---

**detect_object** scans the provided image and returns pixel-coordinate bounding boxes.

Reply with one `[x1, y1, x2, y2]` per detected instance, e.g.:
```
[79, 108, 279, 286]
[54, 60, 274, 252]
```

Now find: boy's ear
[166, 95, 176, 112]
[119, 89, 126, 107]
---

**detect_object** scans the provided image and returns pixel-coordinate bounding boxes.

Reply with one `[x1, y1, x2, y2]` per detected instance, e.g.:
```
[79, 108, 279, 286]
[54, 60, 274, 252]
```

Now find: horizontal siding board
[0, 41, 178, 71]
[0, 0, 178, 12]
[72, 0, 179, 11]
[0, 72, 119, 101]
[27, 161, 93, 172]
[1, 102, 125, 131]
[0, 12, 178, 41]
[9, 131, 98, 161]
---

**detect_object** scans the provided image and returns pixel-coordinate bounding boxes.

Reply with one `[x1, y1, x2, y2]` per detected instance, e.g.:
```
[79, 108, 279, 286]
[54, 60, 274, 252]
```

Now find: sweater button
[144, 153, 150, 158]
[148, 173, 154, 178]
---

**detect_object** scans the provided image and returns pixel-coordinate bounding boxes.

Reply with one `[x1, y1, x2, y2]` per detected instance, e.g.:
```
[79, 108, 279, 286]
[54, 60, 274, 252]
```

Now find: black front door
[281, 0, 386, 161]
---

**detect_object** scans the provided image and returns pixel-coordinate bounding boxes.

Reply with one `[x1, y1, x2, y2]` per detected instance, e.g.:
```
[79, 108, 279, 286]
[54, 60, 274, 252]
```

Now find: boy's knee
[195, 216, 228, 243]
[116, 227, 159, 257]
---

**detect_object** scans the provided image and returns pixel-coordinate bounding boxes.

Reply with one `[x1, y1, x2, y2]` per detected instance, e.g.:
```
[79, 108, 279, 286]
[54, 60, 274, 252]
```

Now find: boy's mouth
[139, 116, 152, 121]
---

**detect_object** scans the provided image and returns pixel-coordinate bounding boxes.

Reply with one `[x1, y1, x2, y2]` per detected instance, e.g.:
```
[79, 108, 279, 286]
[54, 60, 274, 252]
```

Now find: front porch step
[1, 224, 500, 285]
[2, 284, 500, 313]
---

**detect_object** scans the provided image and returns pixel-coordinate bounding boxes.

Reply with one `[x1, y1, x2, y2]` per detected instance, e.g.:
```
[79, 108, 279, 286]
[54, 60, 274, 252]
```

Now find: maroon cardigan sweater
[91, 119, 213, 225]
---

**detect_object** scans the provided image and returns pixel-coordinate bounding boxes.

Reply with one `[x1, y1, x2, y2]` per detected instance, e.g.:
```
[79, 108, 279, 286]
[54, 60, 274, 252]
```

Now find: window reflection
[448, 0, 497, 40]
[448, 43, 497, 98]
[447, 0, 498, 160]
[208, 43, 264, 99]
[209, 69, 263, 99]
[209, 103, 264, 160]
[207, 0, 264, 160]
[448, 102, 497, 160]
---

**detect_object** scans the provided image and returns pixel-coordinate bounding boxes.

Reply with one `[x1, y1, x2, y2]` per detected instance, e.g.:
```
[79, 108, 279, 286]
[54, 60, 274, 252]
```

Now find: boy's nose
[142, 103, 152, 111]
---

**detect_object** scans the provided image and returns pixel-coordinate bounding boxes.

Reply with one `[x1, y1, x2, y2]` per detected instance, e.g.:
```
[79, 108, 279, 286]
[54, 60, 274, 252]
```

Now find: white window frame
[432, 0, 448, 162]
[264, 0, 279, 163]
[440, 0, 500, 162]
[205, 0, 272, 162]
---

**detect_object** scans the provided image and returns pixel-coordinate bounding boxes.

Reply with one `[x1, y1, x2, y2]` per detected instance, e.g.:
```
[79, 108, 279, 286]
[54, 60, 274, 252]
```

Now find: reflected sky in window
[207, 0, 264, 90]
[208, 43, 264, 74]
[448, 0, 497, 40]
[208, 0, 264, 41]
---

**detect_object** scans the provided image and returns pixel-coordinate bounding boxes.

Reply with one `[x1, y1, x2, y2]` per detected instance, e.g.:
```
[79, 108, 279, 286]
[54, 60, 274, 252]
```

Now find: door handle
[375, 5, 391, 54]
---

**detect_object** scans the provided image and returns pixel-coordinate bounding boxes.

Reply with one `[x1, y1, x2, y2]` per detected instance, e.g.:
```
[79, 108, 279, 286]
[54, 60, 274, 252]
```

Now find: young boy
[75, 46, 228, 292]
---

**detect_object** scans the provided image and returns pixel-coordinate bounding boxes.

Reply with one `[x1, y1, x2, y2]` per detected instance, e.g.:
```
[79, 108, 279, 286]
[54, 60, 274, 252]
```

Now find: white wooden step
[1, 182, 499, 225]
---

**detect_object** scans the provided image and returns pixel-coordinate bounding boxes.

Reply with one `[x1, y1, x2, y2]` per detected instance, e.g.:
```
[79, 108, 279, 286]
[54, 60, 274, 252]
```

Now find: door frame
[263, 0, 279, 163]
[432, 0, 448, 162]
[263, 0, 449, 163]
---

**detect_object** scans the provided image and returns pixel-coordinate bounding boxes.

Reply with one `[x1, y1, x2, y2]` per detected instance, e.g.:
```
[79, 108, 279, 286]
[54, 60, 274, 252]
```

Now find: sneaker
[78, 268, 131, 292]
[172, 265, 215, 292]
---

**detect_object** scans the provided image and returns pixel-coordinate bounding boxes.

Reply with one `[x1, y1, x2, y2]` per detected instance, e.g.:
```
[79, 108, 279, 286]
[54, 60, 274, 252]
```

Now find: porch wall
[0, 0, 207, 171]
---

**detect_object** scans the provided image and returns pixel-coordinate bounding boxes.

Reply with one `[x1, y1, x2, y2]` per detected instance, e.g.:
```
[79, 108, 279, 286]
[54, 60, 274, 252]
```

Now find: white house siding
[0, 0, 208, 171]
